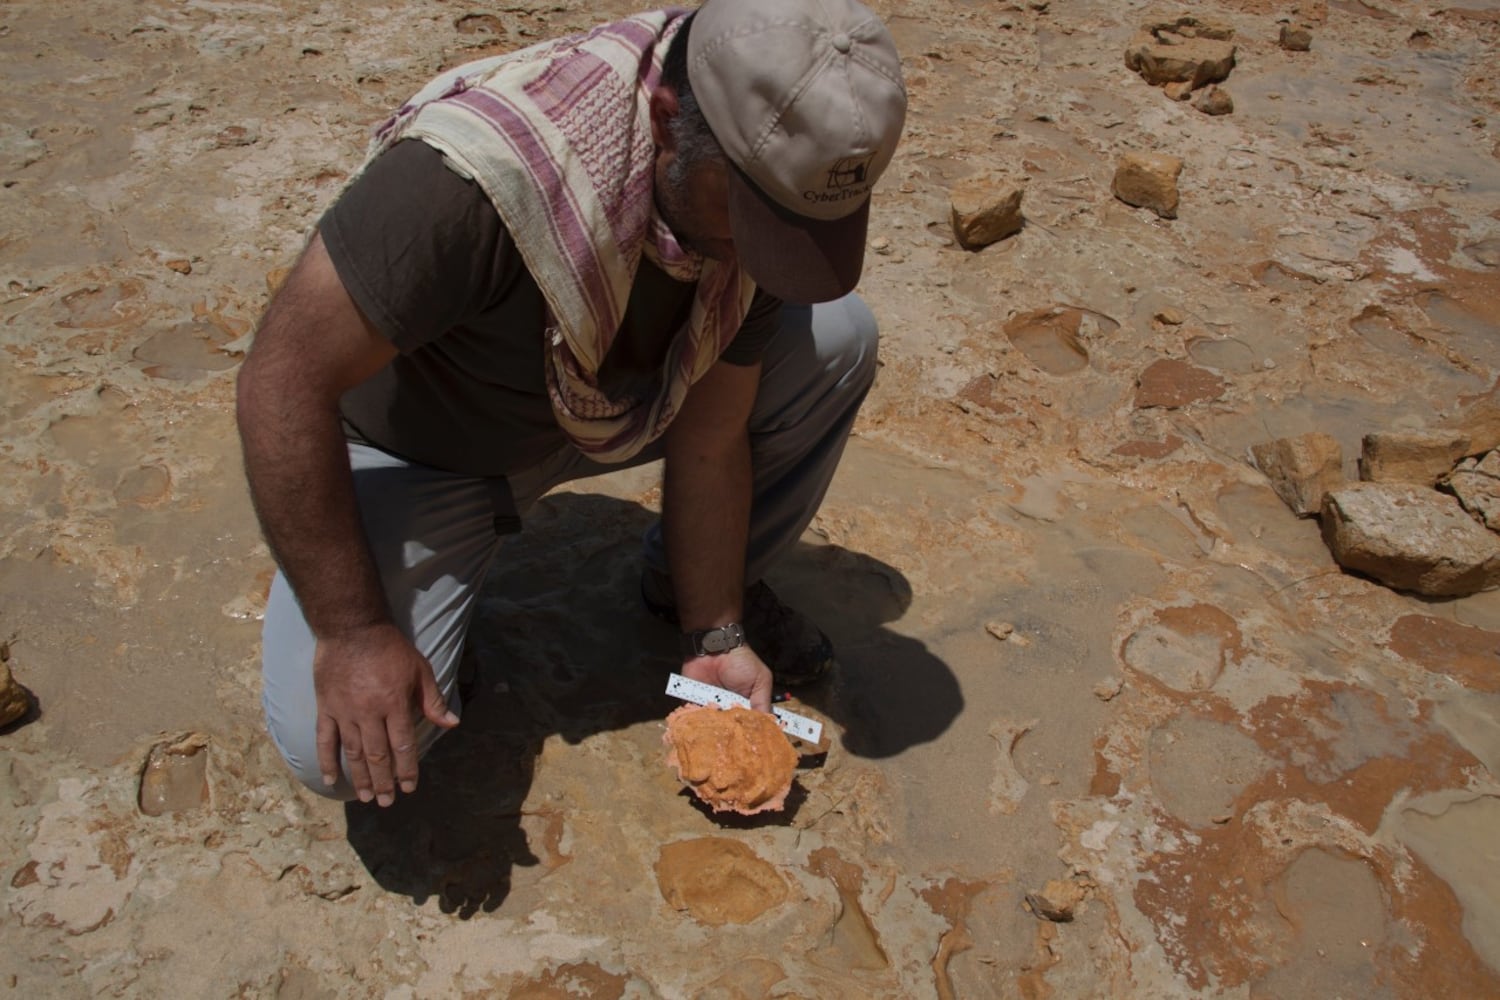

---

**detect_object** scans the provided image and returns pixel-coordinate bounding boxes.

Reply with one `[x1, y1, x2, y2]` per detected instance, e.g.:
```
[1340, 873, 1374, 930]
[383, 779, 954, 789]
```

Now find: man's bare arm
[236, 233, 456, 805]
[662, 357, 773, 711]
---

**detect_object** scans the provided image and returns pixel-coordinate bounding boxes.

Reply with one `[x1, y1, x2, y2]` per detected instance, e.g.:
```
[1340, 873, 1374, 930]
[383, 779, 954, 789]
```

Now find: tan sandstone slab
[1320, 482, 1500, 596]
[1252, 432, 1344, 517]
[950, 174, 1025, 250]
[1113, 152, 1183, 220]
[1360, 429, 1472, 486]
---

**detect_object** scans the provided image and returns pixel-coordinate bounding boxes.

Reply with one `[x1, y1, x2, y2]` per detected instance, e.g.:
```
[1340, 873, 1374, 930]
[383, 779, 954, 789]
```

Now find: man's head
[650, 0, 907, 303]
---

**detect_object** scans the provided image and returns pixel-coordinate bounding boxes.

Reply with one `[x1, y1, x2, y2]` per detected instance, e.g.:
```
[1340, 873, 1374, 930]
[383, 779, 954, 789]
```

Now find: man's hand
[313, 623, 459, 805]
[681, 646, 774, 713]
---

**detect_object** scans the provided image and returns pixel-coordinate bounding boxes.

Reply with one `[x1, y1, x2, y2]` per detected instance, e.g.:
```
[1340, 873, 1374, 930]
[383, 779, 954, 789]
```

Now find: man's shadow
[344, 492, 962, 917]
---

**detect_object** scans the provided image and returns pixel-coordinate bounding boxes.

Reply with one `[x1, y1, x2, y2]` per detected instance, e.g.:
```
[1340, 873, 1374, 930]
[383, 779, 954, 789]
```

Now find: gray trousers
[261, 295, 878, 797]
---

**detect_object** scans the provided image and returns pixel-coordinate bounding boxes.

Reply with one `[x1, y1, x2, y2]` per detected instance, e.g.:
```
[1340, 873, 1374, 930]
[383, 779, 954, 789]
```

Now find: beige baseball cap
[687, 0, 907, 303]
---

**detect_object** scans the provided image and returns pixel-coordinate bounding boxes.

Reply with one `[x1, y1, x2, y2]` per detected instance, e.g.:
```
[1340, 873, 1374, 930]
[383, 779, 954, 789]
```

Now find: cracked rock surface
[2, 0, 1499, 996]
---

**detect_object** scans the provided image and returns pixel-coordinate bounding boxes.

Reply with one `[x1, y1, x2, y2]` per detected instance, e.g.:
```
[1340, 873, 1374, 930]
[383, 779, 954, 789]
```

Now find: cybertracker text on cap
[687, 0, 907, 303]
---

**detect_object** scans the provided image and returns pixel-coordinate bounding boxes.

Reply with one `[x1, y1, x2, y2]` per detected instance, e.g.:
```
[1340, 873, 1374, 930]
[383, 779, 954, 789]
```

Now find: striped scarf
[368, 10, 755, 462]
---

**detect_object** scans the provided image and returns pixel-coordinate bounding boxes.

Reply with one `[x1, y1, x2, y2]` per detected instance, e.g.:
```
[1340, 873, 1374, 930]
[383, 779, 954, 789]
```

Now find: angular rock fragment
[1251, 432, 1344, 517]
[1444, 451, 1500, 530]
[1134, 358, 1224, 409]
[1164, 81, 1194, 102]
[1192, 85, 1234, 116]
[138, 733, 210, 816]
[1113, 152, 1183, 219]
[663, 705, 797, 815]
[950, 174, 1025, 250]
[1279, 24, 1313, 51]
[1026, 878, 1088, 922]
[1320, 483, 1500, 597]
[1, 652, 32, 729]
[1125, 18, 1236, 88]
[1359, 429, 1472, 486]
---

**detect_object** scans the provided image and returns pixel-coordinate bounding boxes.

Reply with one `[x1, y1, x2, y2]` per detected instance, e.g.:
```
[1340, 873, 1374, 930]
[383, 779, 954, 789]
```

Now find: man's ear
[648, 85, 680, 150]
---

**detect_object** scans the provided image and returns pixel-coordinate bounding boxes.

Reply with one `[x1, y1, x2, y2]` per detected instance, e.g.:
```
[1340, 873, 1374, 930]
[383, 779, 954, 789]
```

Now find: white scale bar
[665, 673, 823, 745]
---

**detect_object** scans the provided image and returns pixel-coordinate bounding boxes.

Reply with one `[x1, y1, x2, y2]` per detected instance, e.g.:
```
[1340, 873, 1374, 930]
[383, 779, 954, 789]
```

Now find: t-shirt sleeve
[318, 139, 521, 352]
[717, 288, 783, 367]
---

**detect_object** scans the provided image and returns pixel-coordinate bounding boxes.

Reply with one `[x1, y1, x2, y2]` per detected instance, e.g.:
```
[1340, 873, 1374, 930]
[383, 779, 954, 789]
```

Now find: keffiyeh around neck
[368, 9, 755, 461]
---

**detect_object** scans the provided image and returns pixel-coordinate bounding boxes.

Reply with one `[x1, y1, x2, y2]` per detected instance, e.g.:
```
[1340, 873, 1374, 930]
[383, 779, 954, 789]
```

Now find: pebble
[985, 621, 1015, 641]
[1025, 878, 1086, 922]
[1280, 24, 1313, 52]
[165, 258, 192, 275]
[1, 646, 32, 728]
[1093, 677, 1124, 701]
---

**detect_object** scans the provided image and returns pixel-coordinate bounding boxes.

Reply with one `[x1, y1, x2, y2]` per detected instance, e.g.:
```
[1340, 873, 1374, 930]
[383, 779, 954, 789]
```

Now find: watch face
[692, 624, 745, 656]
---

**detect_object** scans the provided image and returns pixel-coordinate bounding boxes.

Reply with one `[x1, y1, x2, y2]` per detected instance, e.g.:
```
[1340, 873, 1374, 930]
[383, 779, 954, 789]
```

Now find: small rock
[1093, 677, 1124, 701]
[1192, 85, 1234, 116]
[165, 258, 192, 275]
[1113, 152, 1183, 220]
[1251, 432, 1344, 517]
[986, 621, 1016, 641]
[1, 643, 33, 729]
[1444, 451, 1500, 530]
[870, 236, 892, 255]
[138, 733, 210, 817]
[1279, 25, 1313, 51]
[1154, 307, 1186, 325]
[1025, 878, 1087, 922]
[213, 124, 258, 148]
[950, 174, 1025, 250]
[1164, 81, 1194, 102]
[1134, 358, 1224, 409]
[1463, 237, 1500, 268]
[1321, 483, 1500, 597]
[1359, 430, 1472, 486]
[1125, 18, 1236, 88]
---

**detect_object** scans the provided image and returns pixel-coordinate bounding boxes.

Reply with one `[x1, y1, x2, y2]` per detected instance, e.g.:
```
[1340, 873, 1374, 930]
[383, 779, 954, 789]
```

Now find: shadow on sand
[345, 492, 961, 917]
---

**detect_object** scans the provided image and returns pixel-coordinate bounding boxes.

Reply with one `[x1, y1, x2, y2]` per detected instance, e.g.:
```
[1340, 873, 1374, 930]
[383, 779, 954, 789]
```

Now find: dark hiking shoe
[640, 571, 834, 687]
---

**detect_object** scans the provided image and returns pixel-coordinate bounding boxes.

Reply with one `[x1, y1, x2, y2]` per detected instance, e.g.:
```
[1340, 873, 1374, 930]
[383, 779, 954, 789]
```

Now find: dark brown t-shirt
[321, 139, 782, 476]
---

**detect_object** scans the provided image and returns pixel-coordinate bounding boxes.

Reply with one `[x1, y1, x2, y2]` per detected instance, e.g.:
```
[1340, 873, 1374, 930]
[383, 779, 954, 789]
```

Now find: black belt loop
[486, 475, 523, 536]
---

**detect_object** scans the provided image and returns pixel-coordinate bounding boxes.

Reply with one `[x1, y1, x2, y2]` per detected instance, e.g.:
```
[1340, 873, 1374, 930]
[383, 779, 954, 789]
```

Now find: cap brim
[726, 165, 868, 304]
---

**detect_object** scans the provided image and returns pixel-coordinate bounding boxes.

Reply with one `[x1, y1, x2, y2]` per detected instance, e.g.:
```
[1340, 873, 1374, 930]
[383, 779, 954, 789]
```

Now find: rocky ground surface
[3, 0, 1500, 996]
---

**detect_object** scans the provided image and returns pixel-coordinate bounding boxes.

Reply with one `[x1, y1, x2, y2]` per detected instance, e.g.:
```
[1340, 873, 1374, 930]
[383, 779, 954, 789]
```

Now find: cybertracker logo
[803, 153, 877, 206]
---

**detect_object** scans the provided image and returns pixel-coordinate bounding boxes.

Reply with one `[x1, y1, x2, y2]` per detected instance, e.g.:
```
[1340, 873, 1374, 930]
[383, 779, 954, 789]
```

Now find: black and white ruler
[665, 673, 823, 745]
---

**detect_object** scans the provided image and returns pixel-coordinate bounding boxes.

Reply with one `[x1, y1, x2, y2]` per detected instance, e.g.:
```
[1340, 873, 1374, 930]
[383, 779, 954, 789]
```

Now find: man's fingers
[359, 727, 398, 808]
[418, 661, 460, 729]
[338, 720, 374, 803]
[749, 677, 773, 713]
[388, 716, 420, 795]
[315, 714, 342, 788]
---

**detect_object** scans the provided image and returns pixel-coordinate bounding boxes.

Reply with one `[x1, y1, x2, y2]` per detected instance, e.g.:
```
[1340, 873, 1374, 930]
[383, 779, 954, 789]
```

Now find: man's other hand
[312, 623, 459, 805]
[681, 646, 774, 713]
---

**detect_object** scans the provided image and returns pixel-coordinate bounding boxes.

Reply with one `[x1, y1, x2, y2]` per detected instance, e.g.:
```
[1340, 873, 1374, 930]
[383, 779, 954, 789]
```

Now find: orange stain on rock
[1389, 614, 1500, 692]
[1126, 670, 1498, 994]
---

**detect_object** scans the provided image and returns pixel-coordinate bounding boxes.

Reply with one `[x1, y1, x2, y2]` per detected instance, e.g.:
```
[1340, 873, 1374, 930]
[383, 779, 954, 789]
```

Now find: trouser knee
[820, 293, 880, 397]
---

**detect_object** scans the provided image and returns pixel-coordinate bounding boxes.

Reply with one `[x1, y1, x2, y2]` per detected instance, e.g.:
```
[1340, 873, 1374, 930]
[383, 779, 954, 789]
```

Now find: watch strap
[683, 623, 747, 658]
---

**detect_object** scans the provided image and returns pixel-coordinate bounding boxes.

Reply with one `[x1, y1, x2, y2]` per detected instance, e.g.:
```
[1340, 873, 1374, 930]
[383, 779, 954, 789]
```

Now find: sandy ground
[3, 0, 1500, 996]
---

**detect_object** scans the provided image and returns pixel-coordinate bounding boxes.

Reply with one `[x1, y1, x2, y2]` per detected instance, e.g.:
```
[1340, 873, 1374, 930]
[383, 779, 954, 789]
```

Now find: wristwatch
[683, 623, 748, 658]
